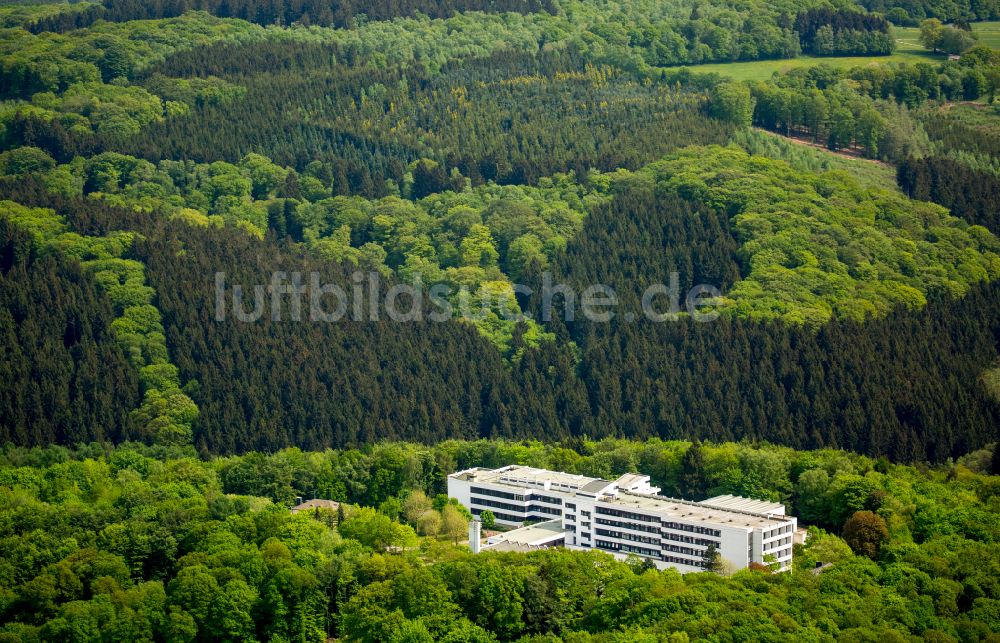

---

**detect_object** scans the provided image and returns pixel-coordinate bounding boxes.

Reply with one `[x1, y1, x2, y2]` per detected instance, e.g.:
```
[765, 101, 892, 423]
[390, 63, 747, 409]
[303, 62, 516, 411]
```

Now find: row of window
[764, 524, 793, 539]
[595, 528, 660, 546]
[594, 516, 723, 539]
[621, 543, 660, 557]
[764, 536, 792, 551]
[595, 540, 660, 558]
[595, 517, 660, 535]
[527, 504, 561, 516]
[596, 506, 659, 523]
[530, 494, 563, 506]
[663, 544, 702, 557]
[592, 526, 721, 552]
[471, 486, 524, 502]
[471, 508, 522, 523]
[662, 522, 722, 537]
[663, 555, 708, 568]
[470, 496, 526, 514]
[662, 532, 720, 548]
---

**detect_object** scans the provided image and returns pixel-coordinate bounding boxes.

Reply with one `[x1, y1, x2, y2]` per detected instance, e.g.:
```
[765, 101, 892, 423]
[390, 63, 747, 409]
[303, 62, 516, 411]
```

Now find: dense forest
[1, 156, 997, 461]
[26, 0, 558, 32]
[117, 50, 731, 195]
[898, 155, 1000, 233]
[531, 175, 1000, 462]
[1, 3, 999, 459]
[0, 0, 998, 463]
[0, 438, 997, 640]
[921, 101, 1000, 163]
[860, 0, 1000, 23]
[0, 217, 140, 445]
[745, 53, 1000, 161]
[794, 8, 895, 56]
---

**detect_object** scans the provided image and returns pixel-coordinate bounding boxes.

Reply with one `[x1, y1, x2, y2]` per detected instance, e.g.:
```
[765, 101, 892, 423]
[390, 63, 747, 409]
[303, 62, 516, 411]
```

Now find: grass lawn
[970, 21, 1000, 48]
[666, 52, 936, 82]
[664, 22, 1000, 82]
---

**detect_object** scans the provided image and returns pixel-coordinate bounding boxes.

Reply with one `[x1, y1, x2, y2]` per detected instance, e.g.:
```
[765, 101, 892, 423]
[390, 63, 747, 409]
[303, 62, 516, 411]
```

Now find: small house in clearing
[291, 498, 340, 514]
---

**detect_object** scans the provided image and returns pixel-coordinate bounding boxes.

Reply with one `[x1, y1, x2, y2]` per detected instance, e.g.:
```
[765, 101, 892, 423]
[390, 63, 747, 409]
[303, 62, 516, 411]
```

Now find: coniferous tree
[702, 543, 724, 572]
[681, 442, 708, 499]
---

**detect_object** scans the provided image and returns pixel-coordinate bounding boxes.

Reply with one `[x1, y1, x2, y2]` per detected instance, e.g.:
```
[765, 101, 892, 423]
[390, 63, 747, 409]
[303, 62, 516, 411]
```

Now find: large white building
[448, 465, 796, 572]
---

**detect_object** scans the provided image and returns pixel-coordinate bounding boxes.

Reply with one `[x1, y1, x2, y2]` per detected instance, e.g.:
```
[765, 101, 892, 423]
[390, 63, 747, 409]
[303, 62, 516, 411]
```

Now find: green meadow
[668, 21, 1000, 82]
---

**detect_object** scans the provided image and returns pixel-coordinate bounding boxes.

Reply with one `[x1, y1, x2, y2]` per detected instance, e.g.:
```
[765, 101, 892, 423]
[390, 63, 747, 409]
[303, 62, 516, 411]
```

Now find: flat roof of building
[452, 466, 792, 530]
[614, 473, 648, 488]
[451, 465, 609, 492]
[495, 519, 565, 545]
[703, 494, 785, 515]
[579, 478, 615, 494]
[486, 541, 538, 552]
[483, 519, 566, 552]
[605, 492, 791, 530]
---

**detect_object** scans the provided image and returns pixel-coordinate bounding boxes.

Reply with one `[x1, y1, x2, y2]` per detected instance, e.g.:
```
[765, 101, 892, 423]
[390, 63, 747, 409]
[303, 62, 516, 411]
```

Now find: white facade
[448, 465, 796, 572]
